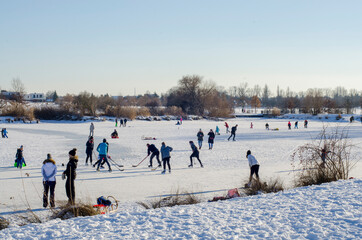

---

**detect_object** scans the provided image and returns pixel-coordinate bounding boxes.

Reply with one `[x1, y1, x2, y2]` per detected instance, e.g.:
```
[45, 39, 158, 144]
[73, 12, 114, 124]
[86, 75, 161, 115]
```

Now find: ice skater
[85, 136, 94, 165]
[89, 122, 94, 137]
[189, 141, 203, 168]
[228, 124, 238, 141]
[224, 122, 230, 133]
[160, 142, 173, 174]
[96, 139, 112, 172]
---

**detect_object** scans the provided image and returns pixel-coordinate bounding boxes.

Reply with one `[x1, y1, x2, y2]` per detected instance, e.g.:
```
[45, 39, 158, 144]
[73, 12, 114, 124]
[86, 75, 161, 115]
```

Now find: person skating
[288, 121, 291, 130]
[160, 142, 173, 174]
[294, 121, 298, 129]
[215, 126, 220, 135]
[304, 120, 308, 128]
[85, 136, 94, 165]
[89, 122, 94, 137]
[15, 145, 26, 169]
[228, 124, 238, 141]
[265, 123, 269, 130]
[63, 148, 78, 205]
[208, 129, 215, 149]
[197, 129, 204, 149]
[147, 143, 161, 167]
[189, 141, 203, 168]
[2, 128, 8, 138]
[111, 129, 118, 138]
[96, 139, 112, 172]
[246, 150, 260, 187]
[250, 122, 253, 129]
[42, 154, 57, 208]
[93, 139, 109, 168]
[224, 122, 230, 133]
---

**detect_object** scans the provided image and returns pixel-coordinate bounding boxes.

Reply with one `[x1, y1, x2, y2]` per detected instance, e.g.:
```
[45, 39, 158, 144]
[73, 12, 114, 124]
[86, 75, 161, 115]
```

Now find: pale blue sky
[1, 0, 361, 96]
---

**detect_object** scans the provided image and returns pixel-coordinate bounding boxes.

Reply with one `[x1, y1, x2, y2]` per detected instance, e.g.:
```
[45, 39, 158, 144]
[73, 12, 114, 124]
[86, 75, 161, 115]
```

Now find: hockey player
[147, 143, 161, 168]
[85, 136, 94, 165]
[96, 139, 112, 172]
[246, 150, 260, 187]
[189, 141, 203, 168]
[160, 142, 173, 174]
[228, 124, 238, 141]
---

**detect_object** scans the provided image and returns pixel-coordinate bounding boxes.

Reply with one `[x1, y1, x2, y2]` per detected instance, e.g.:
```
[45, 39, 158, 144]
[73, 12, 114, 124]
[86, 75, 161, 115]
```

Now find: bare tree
[11, 78, 26, 102]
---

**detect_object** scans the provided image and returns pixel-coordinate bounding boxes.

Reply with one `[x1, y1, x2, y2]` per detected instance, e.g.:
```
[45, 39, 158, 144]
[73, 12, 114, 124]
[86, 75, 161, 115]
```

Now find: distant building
[0, 90, 21, 100]
[25, 93, 46, 102]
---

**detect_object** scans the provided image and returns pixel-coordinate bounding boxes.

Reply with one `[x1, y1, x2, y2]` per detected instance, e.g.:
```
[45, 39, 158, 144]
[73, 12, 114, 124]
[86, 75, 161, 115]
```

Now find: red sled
[111, 136, 119, 139]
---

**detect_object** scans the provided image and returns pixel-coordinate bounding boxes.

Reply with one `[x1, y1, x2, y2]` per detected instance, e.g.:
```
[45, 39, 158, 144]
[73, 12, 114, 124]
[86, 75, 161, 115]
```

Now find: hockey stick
[151, 165, 161, 171]
[107, 155, 124, 171]
[132, 156, 148, 167]
[107, 156, 124, 167]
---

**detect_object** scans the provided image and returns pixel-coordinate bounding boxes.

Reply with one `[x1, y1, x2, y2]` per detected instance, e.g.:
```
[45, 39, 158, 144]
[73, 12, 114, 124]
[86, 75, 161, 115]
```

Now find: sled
[208, 188, 240, 202]
[111, 136, 119, 139]
[93, 196, 119, 214]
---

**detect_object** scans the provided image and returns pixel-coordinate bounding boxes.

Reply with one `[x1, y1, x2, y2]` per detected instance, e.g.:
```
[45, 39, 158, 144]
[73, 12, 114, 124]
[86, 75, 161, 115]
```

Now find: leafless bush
[271, 107, 281, 116]
[1, 102, 34, 120]
[243, 178, 284, 196]
[137, 189, 200, 209]
[52, 202, 99, 220]
[0, 217, 9, 230]
[164, 106, 184, 116]
[137, 107, 151, 117]
[291, 126, 356, 187]
[34, 106, 77, 120]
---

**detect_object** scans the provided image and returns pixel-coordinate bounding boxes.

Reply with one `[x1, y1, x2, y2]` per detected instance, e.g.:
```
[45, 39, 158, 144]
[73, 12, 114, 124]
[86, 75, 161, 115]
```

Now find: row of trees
[1, 76, 361, 118]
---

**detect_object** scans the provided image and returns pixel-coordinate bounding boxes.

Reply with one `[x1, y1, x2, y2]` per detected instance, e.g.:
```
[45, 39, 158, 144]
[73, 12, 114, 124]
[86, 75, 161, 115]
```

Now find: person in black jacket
[189, 141, 203, 168]
[207, 129, 215, 149]
[228, 124, 238, 141]
[85, 136, 94, 165]
[15, 145, 26, 168]
[63, 148, 78, 205]
[147, 144, 161, 167]
[197, 129, 204, 149]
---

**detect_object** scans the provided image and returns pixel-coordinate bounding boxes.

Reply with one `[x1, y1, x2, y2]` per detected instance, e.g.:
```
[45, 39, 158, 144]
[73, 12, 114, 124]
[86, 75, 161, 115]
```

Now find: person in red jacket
[224, 122, 230, 133]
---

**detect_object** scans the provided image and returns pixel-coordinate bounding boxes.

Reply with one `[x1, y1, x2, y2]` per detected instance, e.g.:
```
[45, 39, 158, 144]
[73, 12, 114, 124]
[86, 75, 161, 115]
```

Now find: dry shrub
[52, 203, 99, 220]
[137, 190, 200, 209]
[137, 107, 151, 117]
[244, 178, 284, 196]
[119, 107, 137, 120]
[0, 217, 9, 230]
[164, 106, 184, 116]
[1, 102, 34, 120]
[291, 126, 356, 187]
[34, 106, 76, 120]
[271, 107, 281, 116]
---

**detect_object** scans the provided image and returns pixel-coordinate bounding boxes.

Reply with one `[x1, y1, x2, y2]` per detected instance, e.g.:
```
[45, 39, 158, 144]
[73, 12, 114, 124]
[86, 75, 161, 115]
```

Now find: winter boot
[161, 170, 166, 174]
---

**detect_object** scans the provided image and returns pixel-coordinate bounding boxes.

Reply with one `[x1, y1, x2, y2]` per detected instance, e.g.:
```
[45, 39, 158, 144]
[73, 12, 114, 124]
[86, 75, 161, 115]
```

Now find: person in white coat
[42, 154, 57, 208]
[247, 150, 260, 187]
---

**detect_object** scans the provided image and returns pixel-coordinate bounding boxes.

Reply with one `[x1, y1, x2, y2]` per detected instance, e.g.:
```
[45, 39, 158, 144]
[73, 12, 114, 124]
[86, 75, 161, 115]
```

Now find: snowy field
[0, 117, 361, 239]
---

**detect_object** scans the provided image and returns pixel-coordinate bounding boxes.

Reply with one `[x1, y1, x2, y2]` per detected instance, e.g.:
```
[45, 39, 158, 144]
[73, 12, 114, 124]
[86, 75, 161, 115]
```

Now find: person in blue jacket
[160, 142, 173, 174]
[15, 145, 26, 168]
[96, 139, 112, 172]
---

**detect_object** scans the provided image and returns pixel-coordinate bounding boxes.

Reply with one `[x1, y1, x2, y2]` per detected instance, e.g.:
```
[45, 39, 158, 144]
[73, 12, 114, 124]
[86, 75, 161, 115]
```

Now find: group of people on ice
[115, 118, 128, 127]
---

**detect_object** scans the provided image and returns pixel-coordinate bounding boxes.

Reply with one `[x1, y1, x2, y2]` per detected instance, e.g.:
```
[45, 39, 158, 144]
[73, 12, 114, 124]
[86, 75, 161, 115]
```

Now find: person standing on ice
[115, 118, 118, 127]
[197, 129, 204, 149]
[208, 129, 215, 149]
[160, 142, 173, 174]
[228, 124, 238, 141]
[120, 119, 124, 127]
[124, 118, 127, 127]
[2, 128, 8, 138]
[180, 117, 183, 125]
[250, 122, 253, 129]
[63, 148, 78, 205]
[147, 143, 161, 168]
[85, 136, 94, 165]
[304, 119, 308, 128]
[288, 121, 291, 130]
[189, 141, 203, 168]
[265, 123, 269, 130]
[15, 145, 26, 169]
[96, 139, 112, 172]
[246, 150, 260, 187]
[294, 121, 298, 129]
[89, 122, 94, 137]
[224, 122, 230, 133]
[42, 154, 57, 208]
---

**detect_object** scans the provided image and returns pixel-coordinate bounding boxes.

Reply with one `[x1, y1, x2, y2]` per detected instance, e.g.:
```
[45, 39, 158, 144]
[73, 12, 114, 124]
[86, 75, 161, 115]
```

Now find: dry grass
[243, 178, 284, 196]
[0, 217, 9, 230]
[52, 202, 99, 220]
[137, 190, 200, 209]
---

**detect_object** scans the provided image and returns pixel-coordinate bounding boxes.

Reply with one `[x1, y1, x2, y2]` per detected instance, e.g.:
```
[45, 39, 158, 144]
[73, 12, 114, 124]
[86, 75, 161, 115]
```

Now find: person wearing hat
[85, 136, 94, 165]
[246, 150, 260, 187]
[63, 148, 78, 205]
[42, 154, 57, 208]
[15, 145, 26, 169]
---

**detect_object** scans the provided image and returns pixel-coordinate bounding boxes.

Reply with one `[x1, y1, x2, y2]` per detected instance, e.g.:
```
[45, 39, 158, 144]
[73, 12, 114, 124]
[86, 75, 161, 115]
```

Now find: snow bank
[0, 179, 360, 239]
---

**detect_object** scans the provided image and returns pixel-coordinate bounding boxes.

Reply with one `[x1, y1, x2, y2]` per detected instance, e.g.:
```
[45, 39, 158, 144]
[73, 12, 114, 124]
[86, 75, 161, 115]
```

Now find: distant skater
[265, 123, 269, 130]
[294, 121, 298, 129]
[15, 145, 26, 169]
[215, 126, 220, 135]
[197, 129, 204, 149]
[96, 139, 112, 172]
[189, 141, 203, 168]
[2, 128, 8, 138]
[42, 154, 57, 208]
[160, 142, 173, 174]
[124, 119, 127, 127]
[246, 150, 260, 187]
[147, 143, 161, 168]
[250, 122, 253, 129]
[85, 136, 94, 165]
[288, 121, 291, 130]
[115, 118, 118, 127]
[225, 122, 230, 133]
[89, 122, 94, 137]
[120, 119, 124, 127]
[228, 124, 238, 141]
[304, 120, 308, 128]
[208, 129, 215, 149]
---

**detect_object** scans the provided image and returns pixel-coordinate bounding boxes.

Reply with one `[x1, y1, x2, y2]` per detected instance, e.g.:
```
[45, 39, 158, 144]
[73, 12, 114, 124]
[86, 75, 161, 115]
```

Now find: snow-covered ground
[0, 117, 361, 238]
